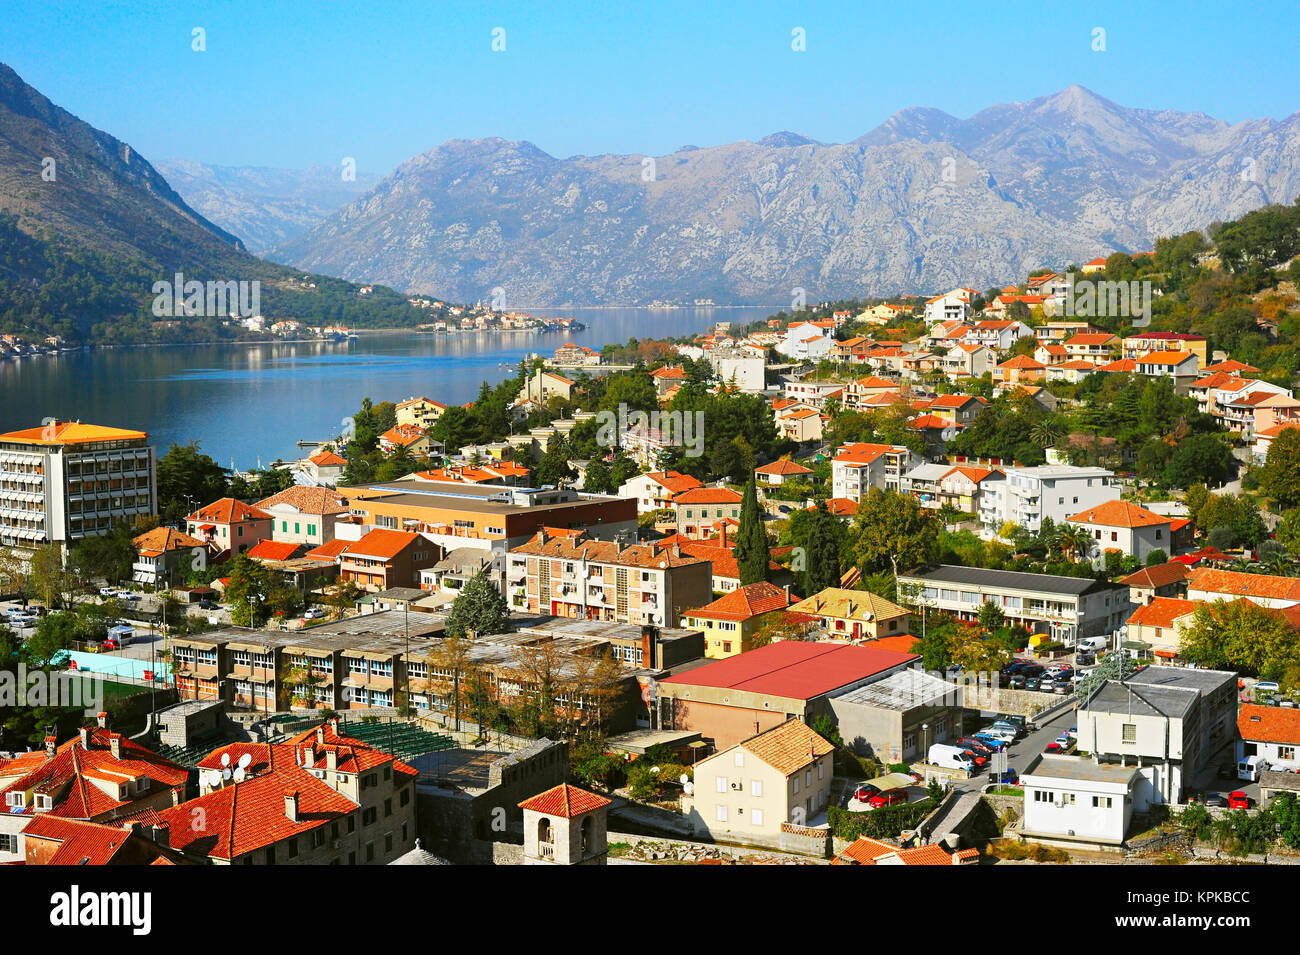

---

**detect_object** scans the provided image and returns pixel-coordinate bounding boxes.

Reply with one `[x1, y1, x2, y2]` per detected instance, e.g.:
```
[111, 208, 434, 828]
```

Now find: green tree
[803, 501, 845, 593]
[1263, 427, 1300, 509]
[68, 521, 137, 585]
[1278, 509, 1300, 557]
[977, 601, 1006, 631]
[734, 478, 771, 586]
[850, 488, 937, 580]
[445, 569, 510, 638]
[157, 442, 230, 525]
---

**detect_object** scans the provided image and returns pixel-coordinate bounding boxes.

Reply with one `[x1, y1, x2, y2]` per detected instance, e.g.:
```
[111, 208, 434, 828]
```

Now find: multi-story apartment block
[0, 421, 156, 551]
[507, 529, 712, 628]
[831, 442, 914, 501]
[338, 527, 440, 591]
[895, 564, 1129, 644]
[186, 497, 273, 557]
[978, 464, 1118, 535]
[338, 478, 637, 555]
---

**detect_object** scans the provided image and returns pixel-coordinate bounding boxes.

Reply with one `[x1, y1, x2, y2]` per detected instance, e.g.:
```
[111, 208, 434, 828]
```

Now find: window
[1279, 746, 1296, 761]
[734, 751, 744, 768]
[1062, 793, 1076, 805]
[716, 805, 728, 822]
[1092, 796, 1113, 809]
[793, 776, 800, 794]
[0, 833, 16, 853]
[716, 776, 727, 794]
[804, 769, 812, 787]
[751, 808, 764, 827]
[750, 779, 763, 797]
[816, 762, 824, 780]
[1122, 723, 1137, 743]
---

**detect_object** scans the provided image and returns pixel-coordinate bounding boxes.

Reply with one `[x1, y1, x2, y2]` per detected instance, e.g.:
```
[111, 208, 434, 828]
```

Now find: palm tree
[1064, 526, 1095, 562]
[1030, 419, 1066, 450]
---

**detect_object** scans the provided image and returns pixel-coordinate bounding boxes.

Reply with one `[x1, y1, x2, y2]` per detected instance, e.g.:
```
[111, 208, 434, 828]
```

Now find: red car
[852, 785, 878, 803]
[1228, 791, 1252, 809]
[867, 789, 907, 810]
[1043, 742, 1064, 755]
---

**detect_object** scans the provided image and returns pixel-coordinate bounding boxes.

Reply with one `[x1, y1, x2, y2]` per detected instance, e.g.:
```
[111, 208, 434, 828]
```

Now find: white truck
[1237, 754, 1269, 782]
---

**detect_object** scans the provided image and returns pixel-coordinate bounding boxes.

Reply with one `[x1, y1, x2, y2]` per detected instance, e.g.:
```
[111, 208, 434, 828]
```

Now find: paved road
[951, 701, 1080, 792]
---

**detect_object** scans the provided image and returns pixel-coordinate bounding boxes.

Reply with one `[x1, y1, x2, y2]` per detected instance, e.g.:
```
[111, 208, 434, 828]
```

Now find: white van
[1077, 636, 1110, 654]
[928, 743, 975, 773]
[1238, 755, 1268, 782]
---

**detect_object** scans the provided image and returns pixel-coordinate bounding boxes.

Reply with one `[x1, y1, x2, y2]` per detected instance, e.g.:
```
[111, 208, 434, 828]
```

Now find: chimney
[44, 735, 57, 759]
[326, 749, 338, 771]
[150, 824, 170, 849]
[109, 733, 122, 760]
[303, 745, 315, 769]
[78, 726, 91, 750]
[96, 712, 109, 729]
[316, 725, 326, 745]
[285, 790, 299, 823]
[330, 717, 341, 737]
[719, 524, 728, 547]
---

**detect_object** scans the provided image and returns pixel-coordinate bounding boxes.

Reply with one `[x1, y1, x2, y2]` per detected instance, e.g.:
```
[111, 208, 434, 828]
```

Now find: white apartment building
[979, 465, 1118, 535]
[0, 421, 156, 551]
[831, 443, 914, 501]
[895, 564, 1128, 644]
[708, 348, 766, 392]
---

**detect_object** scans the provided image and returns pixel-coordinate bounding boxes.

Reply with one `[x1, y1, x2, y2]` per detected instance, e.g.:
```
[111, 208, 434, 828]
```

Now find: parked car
[867, 789, 908, 810]
[1254, 681, 1280, 696]
[1228, 791, 1252, 809]
[996, 768, 1019, 785]
[972, 733, 1008, 751]
[303, 607, 327, 620]
[1054, 734, 1074, 750]
[1075, 652, 1096, 667]
[1043, 742, 1064, 755]
[99, 587, 118, 597]
[198, 600, 218, 610]
[852, 785, 879, 803]
[1051, 680, 1071, 694]
[1204, 793, 1227, 808]
[1024, 677, 1043, 692]
[1008, 675, 1027, 690]
[956, 737, 993, 755]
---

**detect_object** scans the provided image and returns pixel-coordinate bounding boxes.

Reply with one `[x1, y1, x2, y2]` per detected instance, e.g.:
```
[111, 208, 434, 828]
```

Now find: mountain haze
[273, 86, 1300, 304]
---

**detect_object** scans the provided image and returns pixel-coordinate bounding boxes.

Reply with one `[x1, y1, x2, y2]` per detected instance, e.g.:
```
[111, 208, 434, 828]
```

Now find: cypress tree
[735, 477, 771, 585]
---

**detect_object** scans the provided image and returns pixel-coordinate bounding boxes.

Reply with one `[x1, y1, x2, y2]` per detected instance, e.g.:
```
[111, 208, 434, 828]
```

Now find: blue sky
[5, 0, 1298, 175]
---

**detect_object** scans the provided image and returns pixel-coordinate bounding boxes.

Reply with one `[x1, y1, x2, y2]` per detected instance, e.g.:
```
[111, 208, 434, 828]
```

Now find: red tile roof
[303, 538, 351, 561]
[1119, 562, 1189, 590]
[1188, 568, 1300, 602]
[20, 816, 137, 865]
[256, 486, 349, 515]
[643, 470, 705, 494]
[517, 783, 611, 818]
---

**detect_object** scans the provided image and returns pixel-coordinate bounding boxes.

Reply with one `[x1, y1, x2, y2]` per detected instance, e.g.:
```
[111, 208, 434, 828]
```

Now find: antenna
[221, 753, 231, 767]
[238, 753, 252, 769]
[222, 767, 232, 781]
[233, 767, 246, 783]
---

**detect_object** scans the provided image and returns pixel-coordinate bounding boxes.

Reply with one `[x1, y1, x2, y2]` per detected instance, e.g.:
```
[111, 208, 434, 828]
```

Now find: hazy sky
[5, 0, 1298, 176]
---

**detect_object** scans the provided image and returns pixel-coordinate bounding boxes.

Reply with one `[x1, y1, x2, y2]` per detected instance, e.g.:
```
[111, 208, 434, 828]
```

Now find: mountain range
[261, 85, 1300, 305]
[0, 63, 429, 341]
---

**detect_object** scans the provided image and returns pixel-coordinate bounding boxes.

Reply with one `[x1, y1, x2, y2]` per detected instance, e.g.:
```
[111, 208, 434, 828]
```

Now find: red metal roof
[659, 641, 918, 700]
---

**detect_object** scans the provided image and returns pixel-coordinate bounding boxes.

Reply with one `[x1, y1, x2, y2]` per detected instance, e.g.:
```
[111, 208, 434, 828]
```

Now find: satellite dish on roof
[238, 753, 252, 769]
[233, 767, 246, 782]
[221, 753, 231, 767]
[222, 767, 232, 781]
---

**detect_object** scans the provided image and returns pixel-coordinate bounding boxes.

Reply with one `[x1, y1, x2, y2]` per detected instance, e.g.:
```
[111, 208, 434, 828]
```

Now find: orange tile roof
[20, 816, 136, 865]
[643, 470, 705, 494]
[909, 414, 955, 430]
[1068, 499, 1170, 528]
[1238, 704, 1300, 745]
[1119, 562, 1190, 590]
[379, 424, 428, 447]
[303, 538, 350, 561]
[945, 465, 997, 483]
[516, 532, 706, 569]
[929, 394, 978, 408]
[308, 451, 347, 467]
[1126, 597, 1201, 629]
[187, 498, 272, 525]
[341, 528, 424, 561]
[739, 719, 834, 777]
[0, 729, 188, 821]
[517, 783, 611, 818]
[1099, 358, 1137, 372]
[1066, 333, 1118, 346]
[651, 366, 687, 379]
[1136, 350, 1196, 366]
[673, 487, 743, 505]
[246, 540, 302, 561]
[256, 486, 349, 515]
[686, 582, 793, 622]
[0, 421, 147, 446]
[755, 459, 813, 476]
[132, 526, 206, 553]
[997, 356, 1046, 369]
[1188, 568, 1300, 602]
